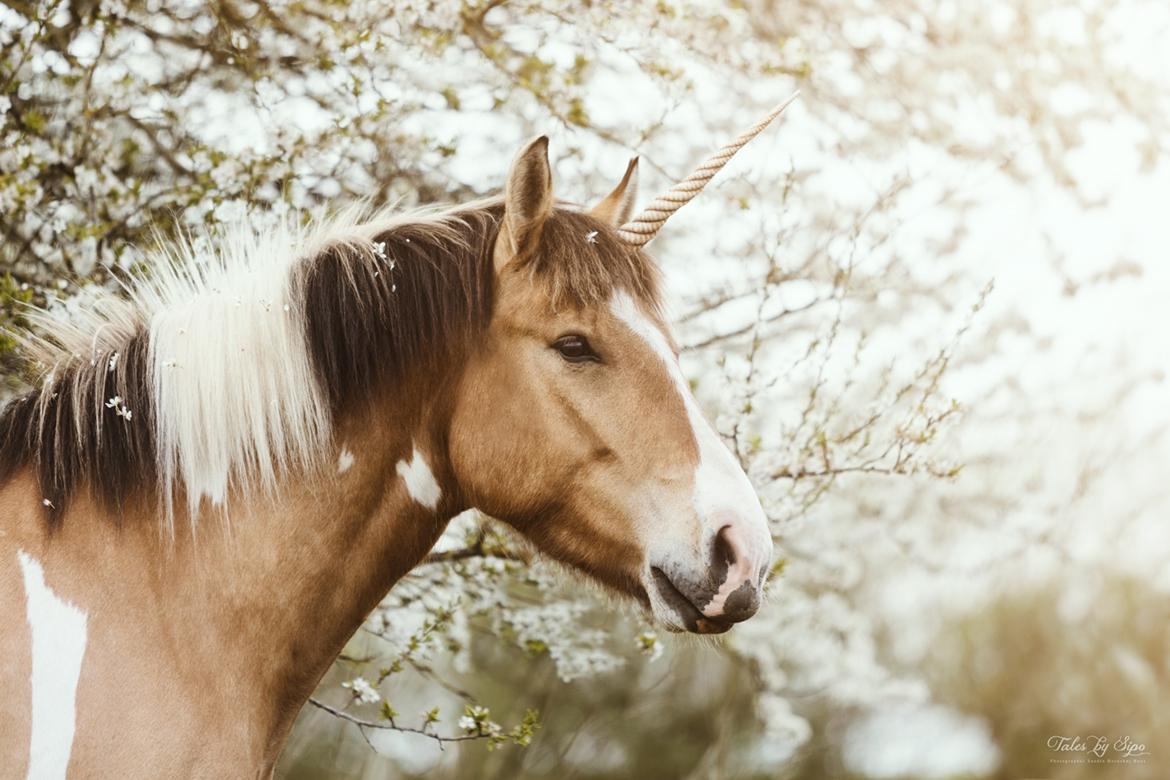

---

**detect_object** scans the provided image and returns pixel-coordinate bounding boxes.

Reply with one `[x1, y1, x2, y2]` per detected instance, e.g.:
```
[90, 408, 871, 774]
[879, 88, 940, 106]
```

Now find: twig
[307, 697, 487, 749]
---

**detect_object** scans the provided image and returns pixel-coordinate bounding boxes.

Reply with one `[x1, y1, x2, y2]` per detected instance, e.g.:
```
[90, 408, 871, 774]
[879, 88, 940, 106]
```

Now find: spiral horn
[617, 92, 799, 246]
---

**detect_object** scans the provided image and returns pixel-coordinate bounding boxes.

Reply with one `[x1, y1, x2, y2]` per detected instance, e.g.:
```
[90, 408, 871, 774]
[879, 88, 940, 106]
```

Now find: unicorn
[0, 96, 795, 777]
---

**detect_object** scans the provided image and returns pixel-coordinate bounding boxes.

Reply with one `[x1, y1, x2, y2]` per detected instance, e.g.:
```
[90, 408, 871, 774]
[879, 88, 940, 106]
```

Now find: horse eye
[552, 334, 598, 363]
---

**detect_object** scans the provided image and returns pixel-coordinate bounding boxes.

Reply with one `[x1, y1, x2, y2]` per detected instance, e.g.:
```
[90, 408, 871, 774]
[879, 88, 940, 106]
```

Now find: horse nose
[703, 524, 765, 623]
[649, 520, 771, 633]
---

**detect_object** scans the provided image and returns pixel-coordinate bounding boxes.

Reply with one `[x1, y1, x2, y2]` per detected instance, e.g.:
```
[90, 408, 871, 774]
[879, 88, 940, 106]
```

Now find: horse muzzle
[647, 523, 771, 634]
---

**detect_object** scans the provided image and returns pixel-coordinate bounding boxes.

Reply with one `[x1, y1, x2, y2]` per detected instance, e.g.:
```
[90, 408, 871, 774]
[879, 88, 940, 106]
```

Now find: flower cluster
[341, 677, 381, 705]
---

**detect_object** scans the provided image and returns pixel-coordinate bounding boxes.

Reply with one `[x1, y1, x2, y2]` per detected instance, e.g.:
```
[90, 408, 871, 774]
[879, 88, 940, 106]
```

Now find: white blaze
[17, 550, 88, 780]
[396, 446, 441, 510]
[609, 292, 773, 613]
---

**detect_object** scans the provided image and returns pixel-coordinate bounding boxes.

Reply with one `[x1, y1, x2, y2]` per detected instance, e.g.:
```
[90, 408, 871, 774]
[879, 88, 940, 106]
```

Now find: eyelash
[552, 334, 600, 363]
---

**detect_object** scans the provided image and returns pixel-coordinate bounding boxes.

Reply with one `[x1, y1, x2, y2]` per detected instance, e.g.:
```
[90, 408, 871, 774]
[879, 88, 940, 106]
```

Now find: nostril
[704, 524, 764, 623]
[714, 524, 738, 570]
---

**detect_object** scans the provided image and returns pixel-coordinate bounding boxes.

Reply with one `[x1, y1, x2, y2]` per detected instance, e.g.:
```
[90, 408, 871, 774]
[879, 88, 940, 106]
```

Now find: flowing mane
[0, 200, 659, 530]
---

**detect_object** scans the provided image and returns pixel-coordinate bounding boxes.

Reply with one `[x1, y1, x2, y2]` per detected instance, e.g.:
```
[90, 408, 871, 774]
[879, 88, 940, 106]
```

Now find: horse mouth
[649, 567, 734, 635]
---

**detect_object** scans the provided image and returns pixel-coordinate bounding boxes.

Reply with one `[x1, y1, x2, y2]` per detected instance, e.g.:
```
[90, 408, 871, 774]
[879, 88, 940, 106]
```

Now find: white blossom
[341, 677, 381, 705]
[635, 632, 663, 661]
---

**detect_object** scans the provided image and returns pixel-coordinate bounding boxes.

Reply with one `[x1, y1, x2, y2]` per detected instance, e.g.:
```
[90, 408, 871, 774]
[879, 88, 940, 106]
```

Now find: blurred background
[3, 0, 1169, 777]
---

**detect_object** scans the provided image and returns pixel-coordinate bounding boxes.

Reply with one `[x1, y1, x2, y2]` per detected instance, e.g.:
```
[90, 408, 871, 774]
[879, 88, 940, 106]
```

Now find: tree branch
[306, 697, 489, 749]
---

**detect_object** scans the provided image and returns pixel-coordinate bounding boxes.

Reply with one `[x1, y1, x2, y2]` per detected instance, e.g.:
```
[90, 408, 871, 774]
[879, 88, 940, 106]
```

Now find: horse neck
[115, 375, 461, 762]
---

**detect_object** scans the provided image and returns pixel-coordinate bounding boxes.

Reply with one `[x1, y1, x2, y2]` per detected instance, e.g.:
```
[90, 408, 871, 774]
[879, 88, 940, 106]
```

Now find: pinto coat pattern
[0, 119, 786, 776]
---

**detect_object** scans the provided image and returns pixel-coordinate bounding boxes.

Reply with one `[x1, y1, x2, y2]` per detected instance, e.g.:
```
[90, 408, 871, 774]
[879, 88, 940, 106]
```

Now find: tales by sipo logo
[1047, 735, 1150, 764]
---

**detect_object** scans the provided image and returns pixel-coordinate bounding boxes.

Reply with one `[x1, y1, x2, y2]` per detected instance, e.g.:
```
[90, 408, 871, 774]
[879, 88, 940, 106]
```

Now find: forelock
[522, 209, 661, 312]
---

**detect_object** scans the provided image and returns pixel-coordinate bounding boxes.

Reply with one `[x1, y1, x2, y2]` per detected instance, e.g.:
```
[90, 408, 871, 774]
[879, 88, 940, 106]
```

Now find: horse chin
[648, 606, 735, 635]
[692, 617, 735, 635]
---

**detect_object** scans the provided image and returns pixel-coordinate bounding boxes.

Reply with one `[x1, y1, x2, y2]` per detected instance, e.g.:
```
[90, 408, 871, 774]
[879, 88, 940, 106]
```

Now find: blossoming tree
[4, 0, 1167, 775]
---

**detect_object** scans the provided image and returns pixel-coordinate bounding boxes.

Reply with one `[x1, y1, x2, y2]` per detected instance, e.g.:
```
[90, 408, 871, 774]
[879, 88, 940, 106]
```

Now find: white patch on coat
[17, 550, 88, 780]
[396, 446, 441, 510]
[608, 292, 773, 614]
[337, 447, 355, 474]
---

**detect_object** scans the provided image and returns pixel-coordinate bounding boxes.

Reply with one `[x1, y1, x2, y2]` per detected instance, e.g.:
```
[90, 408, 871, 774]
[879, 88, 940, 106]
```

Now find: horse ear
[590, 157, 639, 226]
[502, 135, 554, 262]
